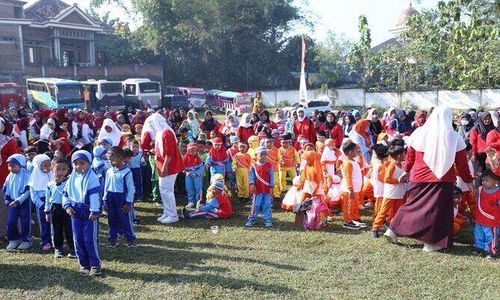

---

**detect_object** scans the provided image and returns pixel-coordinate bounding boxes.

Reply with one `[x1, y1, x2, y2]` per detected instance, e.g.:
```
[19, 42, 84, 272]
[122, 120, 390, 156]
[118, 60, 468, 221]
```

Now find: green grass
[0, 198, 499, 300]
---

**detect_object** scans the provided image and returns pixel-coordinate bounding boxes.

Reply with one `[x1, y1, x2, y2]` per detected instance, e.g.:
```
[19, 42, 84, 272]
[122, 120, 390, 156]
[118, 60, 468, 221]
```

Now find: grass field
[0, 196, 499, 300]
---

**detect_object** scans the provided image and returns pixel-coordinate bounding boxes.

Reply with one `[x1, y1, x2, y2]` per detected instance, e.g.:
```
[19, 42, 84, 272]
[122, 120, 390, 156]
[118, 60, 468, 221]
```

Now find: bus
[0, 82, 25, 109]
[81, 80, 124, 111]
[26, 78, 84, 109]
[123, 78, 162, 108]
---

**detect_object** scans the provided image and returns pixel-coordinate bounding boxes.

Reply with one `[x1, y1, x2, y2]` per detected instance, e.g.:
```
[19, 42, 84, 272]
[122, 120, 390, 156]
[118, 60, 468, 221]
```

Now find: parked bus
[206, 89, 223, 111]
[26, 78, 84, 109]
[0, 82, 25, 109]
[179, 87, 206, 110]
[81, 80, 124, 111]
[123, 78, 162, 108]
[217, 91, 253, 115]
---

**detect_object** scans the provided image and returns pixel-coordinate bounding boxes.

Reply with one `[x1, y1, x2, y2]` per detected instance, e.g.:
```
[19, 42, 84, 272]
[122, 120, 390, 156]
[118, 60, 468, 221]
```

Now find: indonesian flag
[298, 37, 308, 106]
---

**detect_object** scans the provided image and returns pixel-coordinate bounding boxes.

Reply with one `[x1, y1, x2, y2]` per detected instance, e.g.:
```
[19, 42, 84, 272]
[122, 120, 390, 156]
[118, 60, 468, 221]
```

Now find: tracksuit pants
[71, 202, 101, 268]
[51, 203, 74, 250]
[280, 167, 296, 191]
[474, 224, 498, 255]
[372, 198, 405, 230]
[236, 168, 249, 198]
[187, 211, 219, 219]
[131, 167, 143, 201]
[159, 173, 178, 219]
[7, 200, 31, 242]
[106, 192, 135, 242]
[272, 171, 281, 198]
[185, 174, 202, 205]
[149, 156, 160, 202]
[35, 198, 52, 246]
[248, 194, 272, 223]
[340, 192, 360, 223]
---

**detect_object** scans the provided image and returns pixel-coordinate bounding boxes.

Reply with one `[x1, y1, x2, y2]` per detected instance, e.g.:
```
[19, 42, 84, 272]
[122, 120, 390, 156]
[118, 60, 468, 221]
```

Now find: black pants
[51, 204, 74, 250]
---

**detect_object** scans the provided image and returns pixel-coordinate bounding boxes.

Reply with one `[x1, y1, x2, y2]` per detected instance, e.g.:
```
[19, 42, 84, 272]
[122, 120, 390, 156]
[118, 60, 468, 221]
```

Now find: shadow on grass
[0, 263, 114, 295]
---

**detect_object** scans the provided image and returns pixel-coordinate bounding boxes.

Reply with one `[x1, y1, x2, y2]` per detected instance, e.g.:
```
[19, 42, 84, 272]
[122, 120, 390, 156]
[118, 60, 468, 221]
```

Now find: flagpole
[298, 36, 308, 105]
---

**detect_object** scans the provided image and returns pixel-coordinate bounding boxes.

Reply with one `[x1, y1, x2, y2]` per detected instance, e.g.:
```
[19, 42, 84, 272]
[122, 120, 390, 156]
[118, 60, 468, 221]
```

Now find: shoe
[41, 243, 52, 251]
[342, 222, 361, 230]
[383, 228, 398, 244]
[6, 240, 21, 251]
[185, 202, 195, 209]
[352, 220, 367, 228]
[485, 254, 495, 261]
[127, 240, 137, 248]
[67, 251, 77, 259]
[79, 266, 90, 275]
[89, 266, 102, 276]
[264, 221, 273, 228]
[17, 241, 32, 250]
[244, 220, 254, 228]
[160, 216, 179, 224]
[370, 229, 380, 238]
[472, 248, 483, 256]
[181, 207, 190, 219]
[107, 239, 117, 248]
[196, 200, 203, 209]
[422, 243, 443, 253]
[157, 214, 168, 222]
[54, 248, 64, 258]
[133, 218, 141, 224]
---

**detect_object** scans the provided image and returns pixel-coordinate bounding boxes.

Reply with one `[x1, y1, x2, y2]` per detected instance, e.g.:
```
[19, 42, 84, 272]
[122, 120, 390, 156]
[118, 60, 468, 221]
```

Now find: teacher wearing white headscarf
[384, 106, 475, 252]
[154, 114, 184, 225]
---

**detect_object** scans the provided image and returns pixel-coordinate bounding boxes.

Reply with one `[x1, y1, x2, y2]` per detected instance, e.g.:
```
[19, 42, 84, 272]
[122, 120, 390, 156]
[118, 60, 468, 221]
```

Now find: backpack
[303, 198, 330, 231]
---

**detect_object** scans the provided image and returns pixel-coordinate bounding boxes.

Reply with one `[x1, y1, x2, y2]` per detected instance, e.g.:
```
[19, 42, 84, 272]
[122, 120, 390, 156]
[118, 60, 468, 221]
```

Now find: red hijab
[354, 119, 371, 146]
[208, 138, 227, 161]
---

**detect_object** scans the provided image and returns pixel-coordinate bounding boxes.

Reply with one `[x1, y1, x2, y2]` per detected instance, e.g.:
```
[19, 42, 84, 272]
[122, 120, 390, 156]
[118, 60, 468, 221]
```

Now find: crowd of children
[0, 105, 498, 277]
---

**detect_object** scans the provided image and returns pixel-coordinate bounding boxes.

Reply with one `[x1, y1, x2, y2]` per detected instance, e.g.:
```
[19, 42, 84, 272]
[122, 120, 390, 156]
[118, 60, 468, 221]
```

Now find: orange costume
[340, 158, 363, 223]
[266, 147, 282, 198]
[298, 150, 325, 200]
[453, 206, 467, 236]
[279, 146, 300, 191]
[232, 152, 253, 199]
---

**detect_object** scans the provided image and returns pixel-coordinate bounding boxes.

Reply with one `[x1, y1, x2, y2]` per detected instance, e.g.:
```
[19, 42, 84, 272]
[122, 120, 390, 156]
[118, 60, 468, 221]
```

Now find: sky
[25, 0, 439, 46]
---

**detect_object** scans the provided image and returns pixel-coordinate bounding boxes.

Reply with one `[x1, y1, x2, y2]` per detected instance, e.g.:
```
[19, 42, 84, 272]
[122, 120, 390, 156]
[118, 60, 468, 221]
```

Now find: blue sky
[26, 0, 439, 45]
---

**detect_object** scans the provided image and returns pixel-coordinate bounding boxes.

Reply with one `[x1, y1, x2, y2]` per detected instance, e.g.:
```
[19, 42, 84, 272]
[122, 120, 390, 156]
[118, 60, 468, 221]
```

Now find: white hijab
[186, 110, 200, 137]
[28, 154, 53, 191]
[409, 105, 466, 179]
[153, 114, 177, 157]
[297, 108, 306, 122]
[40, 118, 55, 140]
[142, 113, 166, 141]
[97, 118, 122, 146]
[239, 113, 252, 128]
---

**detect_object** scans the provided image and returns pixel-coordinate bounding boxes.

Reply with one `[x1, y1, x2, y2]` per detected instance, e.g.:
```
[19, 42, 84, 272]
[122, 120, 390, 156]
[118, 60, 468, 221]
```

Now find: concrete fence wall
[261, 88, 500, 109]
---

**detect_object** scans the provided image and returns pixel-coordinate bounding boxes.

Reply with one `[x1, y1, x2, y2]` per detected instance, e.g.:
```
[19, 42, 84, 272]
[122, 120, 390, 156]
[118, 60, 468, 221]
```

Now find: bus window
[56, 84, 82, 105]
[125, 84, 136, 95]
[101, 82, 122, 94]
[139, 82, 160, 93]
[48, 84, 56, 101]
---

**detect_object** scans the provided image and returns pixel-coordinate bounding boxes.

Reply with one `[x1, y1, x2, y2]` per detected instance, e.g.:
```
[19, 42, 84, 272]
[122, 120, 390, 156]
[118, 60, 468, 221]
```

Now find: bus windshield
[0, 88, 18, 95]
[101, 83, 122, 94]
[56, 84, 82, 104]
[139, 82, 160, 93]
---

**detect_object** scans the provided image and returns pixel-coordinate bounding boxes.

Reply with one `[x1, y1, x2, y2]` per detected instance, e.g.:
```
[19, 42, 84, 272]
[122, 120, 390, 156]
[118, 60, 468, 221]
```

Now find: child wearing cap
[92, 146, 110, 196]
[181, 181, 233, 219]
[226, 136, 240, 192]
[4, 154, 32, 251]
[245, 146, 275, 228]
[232, 142, 253, 202]
[279, 133, 300, 192]
[184, 143, 204, 208]
[62, 150, 102, 276]
[206, 137, 231, 177]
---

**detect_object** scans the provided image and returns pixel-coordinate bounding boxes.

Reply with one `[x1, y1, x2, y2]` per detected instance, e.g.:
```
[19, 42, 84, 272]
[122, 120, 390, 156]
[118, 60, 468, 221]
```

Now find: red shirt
[294, 119, 316, 144]
[320, 123, 343, 148]
[0, 138, 20, 186]
[141, 131, 154, 154]
[215, 194, 233, 219]
[251, 162, 273, 194]
[469, 129, 489, 155]
[486, 130, 500, 152]
[155, 130, 185, 175]
[226, 147, 238, 162]
[405, 147, 473, 183]
[475, 187, 499, 227]
[237, 127, 254, 143]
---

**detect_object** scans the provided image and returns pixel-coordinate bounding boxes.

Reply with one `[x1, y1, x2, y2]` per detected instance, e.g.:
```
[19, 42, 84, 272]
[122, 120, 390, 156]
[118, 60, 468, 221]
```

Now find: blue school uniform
[92, 146, 110, 196]
[128, 151, 143, 200]
[3, 154, 31, 243]
[206, 156, 231, 177]
[45, 178, 74, 251]
[103, 165, 136, 242]
[184, 155, 203, 205]
[63, 150, 102, 268]
[246, 162, 275, 226]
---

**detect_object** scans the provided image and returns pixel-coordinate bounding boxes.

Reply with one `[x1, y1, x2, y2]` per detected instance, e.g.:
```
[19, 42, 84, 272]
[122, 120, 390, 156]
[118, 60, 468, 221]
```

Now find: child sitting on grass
[181, 181, 232, 219]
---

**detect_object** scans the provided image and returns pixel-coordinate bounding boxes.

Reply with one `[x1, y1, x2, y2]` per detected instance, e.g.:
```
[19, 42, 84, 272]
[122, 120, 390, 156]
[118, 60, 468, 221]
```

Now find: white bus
[81, 80, 125, 111]
[26, 78, 84, 109]
[123, 78, 162, 108]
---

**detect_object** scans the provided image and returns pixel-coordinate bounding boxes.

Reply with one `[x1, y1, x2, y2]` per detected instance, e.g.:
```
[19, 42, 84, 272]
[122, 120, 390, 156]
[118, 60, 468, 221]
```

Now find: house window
[14, 7, 23, 18]
[27, 47, 41, 65]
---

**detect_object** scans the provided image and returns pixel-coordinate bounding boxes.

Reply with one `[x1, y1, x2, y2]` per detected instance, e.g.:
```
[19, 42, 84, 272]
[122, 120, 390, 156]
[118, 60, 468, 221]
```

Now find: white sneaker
[6, 240, 21, 251]
[160, 216, 179, 224]
[157, 214, 168, 222]
[352, 220, 367, 228]
[422, 243, 443, 253]
[185, 202, 195, 209]
[17, 241, 32, 250]
[383, 228, 399, 244]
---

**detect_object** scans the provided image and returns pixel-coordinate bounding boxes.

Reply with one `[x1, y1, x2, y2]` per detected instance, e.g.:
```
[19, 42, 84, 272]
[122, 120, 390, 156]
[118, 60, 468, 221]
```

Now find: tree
[347, 15, 373, 88]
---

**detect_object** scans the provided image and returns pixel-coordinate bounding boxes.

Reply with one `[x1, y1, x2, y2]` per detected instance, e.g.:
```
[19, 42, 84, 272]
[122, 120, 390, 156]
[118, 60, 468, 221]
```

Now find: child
[340, 141, 365, 230]
[28, 154, 53, 251]
[368, 144, 389, 223]
[282, 176, 303, 211]
[4, 154, 32, 251]
[197, 140, 210, 196]
[206, 137, 231, 177]
[24, 146, 37, 173]
[182, 181, 232, 219]
[226, 136, 240, 192]
[233, 142, 253, 202]
[456, 143, 477, 218]
[473, 169, 499, 259]
[316, 131, 327, 154]
[206, 173, 232, 200]
[279, 133, 300, 191]
[321, 139, 341, 177]
[265, 138, 282, 198]
[183, 143, 203, 208]
[371, 146, 407, 238]
[98, 138, 113, 151]
[62, 150, 102, 276]
[297, 150, 324, 199]
[271, 129, 281, 149]
[247, 135, 259, 159]
[92, 146, 109, 195]
[45, 157, 75, 258]
[128, 141, 143, 202]
[452, 186, 467, 237]
[245, 146, 274, 228]
[103, 147, 136, 248]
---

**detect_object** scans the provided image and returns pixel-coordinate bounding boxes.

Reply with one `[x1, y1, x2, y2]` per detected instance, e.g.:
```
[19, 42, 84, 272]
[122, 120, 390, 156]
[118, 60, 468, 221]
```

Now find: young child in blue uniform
[128, 141, 143, 202]
[62, 150, 102, 276]
[183, 143, 203, 208]
[4, 154, 32, 251]
[24, 146, 37, 173]
[45, 157, 75, 259]
[92, 146, 110, 195]
[103, 146, 136, 248]
[28, 154, 53, 251]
